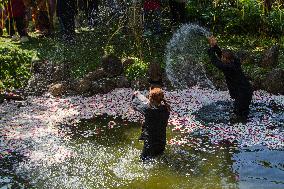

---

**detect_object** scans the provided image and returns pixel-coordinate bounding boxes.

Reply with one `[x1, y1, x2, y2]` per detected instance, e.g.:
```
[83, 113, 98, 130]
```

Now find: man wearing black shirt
[208, 36, 253, 120]
[132, 88, 170, 161]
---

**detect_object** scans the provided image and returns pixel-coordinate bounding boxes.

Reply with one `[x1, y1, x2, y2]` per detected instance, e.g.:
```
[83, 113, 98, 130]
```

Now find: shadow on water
[0, 151, 32, 189]
[190, 100, 284, 189]
[193, 100, 284, 126]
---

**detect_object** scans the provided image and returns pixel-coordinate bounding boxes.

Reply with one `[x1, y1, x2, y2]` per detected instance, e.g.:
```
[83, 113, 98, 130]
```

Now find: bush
[0, 47, 32, 90]
[124, 57, 148, 81]
[186, 0, 284, 36]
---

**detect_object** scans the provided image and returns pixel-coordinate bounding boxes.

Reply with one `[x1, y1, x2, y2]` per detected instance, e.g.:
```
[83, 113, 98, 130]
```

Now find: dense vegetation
[187, 0, 284, 36]
[1, 1, 284, 91]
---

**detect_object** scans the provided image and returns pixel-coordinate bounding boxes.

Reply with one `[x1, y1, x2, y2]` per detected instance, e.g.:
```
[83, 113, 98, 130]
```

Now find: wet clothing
[132, 92, 170, 161]
[208, 45, 253, 117]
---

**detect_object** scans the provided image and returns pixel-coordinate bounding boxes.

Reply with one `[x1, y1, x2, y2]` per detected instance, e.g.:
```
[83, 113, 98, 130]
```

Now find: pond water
[0, 88, 283, 189]
[1, 117, 283, 188]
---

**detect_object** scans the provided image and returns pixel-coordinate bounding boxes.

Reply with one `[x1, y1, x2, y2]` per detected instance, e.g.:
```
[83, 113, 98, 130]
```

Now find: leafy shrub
[0, 47, 32, 90]
[124, 57, 148, 81]
[186, 0, 284, 36]
[265, 8, 284, 36]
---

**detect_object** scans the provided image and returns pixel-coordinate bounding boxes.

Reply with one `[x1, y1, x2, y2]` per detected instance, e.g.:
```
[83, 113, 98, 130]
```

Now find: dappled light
[1, 1, 284, 189]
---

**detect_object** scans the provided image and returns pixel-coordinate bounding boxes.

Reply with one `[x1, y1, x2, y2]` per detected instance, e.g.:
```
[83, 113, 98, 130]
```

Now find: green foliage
[265, 8, 284, 36]
[0, 46, 32, 90]
[186, 0, 284, 36]
[242, 63, 269, 82]
[125, 57, 148, 81]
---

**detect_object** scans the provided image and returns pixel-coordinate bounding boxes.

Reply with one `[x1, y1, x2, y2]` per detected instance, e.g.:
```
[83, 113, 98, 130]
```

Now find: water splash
[165, 23, 215, 89]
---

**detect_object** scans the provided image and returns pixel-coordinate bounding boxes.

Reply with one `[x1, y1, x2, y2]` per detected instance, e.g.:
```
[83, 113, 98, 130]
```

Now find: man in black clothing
[57, 0, 77, 41]
[132, 88, 170, 161]
[208, 36, 253, 119]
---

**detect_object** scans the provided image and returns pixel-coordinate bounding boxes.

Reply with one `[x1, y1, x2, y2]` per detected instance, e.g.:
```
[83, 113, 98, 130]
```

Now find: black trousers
[169, 0, 187, 24]
[5, 17, 27, 37]
[140, 141, 165, 161]
[233, 92, 253, 118]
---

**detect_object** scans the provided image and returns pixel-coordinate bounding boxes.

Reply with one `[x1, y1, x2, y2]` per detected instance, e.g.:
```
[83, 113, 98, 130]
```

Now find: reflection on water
[234, 146, 284, 189]
[1, 113, 283, 189]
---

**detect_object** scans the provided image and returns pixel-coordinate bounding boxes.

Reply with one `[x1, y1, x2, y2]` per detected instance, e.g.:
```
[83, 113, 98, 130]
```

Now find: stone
[31, 60, 55, 75]
[236, 50, 256, 65]
[48, 83, 68, 97]
[0, 92, 23, 102]
[259, 45, 279, 68]
[25, 74, 52, 96]
[262, 68, 284, 95]
[122, 58, 135, 71]
[91, 78, 117, 94]
[25, 60, 56, 96]
[84, 68, 107, 81]
[101, 54, 123, 77]
[131, 77, 150, 90]
[114, 76, 130, 88]
[52, 63, 71, 83]
[74, 79, 92, 94]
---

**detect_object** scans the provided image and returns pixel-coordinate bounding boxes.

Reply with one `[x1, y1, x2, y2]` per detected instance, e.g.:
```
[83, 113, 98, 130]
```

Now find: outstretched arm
[132, 91, 149, 115]
[208, 46, 236, 71]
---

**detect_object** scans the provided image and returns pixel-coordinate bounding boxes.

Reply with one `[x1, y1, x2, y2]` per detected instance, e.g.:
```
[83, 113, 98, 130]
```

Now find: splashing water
[0, 88, 283, 188]
[166, 23, 215, 89]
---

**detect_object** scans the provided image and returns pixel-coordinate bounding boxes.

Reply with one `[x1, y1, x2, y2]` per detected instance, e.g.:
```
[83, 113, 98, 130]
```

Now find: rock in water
[165, 23, 214, 89]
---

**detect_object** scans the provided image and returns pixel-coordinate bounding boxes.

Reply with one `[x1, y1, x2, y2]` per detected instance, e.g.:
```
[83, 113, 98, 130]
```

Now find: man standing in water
[132, 87, 170, 161]
[207, 36, 253, 121]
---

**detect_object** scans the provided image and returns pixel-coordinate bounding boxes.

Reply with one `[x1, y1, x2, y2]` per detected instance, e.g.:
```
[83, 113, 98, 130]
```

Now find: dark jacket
[56, 0, 77, 17]
[208, 45, 252, 99]
[132, 92, 170, 146]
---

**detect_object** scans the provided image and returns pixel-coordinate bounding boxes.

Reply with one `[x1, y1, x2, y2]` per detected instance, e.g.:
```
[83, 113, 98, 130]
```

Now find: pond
[0, 88, 283, 189]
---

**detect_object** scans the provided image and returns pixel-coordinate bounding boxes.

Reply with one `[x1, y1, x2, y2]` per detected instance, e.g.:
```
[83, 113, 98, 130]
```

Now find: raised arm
[208, 46, 237, 71]
[132, 91, 149, 115]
